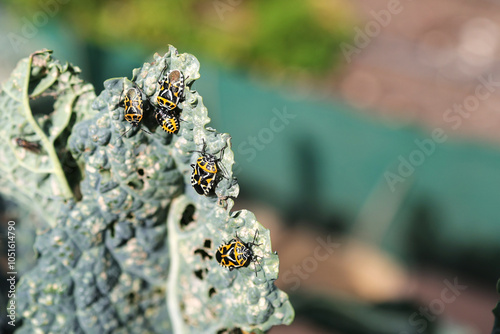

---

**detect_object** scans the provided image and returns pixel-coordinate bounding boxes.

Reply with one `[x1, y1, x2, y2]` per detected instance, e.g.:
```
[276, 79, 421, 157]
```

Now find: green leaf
[11, 46, 293, 333]
[0, 49, 96, 226]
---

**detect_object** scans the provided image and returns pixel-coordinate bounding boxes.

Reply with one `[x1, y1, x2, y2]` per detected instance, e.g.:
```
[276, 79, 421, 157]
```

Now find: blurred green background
[1, 0, 500, 333]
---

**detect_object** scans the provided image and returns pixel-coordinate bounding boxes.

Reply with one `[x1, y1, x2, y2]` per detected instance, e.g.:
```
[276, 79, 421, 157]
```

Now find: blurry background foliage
[4, 0, 354, 78]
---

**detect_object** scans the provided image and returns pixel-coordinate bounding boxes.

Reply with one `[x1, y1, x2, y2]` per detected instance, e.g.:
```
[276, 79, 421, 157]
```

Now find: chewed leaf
[0, 50, 96, 226]
[5, 46, 294, 333]
[30, 64, 58, 97]
[168, 196, 294, 333]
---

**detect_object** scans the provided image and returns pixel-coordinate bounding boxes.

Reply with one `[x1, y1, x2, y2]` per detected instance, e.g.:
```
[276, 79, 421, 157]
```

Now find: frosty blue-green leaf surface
[0, 50, 95, 227]
[2, 46, 294, 333]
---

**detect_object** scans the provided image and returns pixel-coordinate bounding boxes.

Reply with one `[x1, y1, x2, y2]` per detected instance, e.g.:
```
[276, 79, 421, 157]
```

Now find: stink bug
[15, 138, 41, 154]
[155, 111, 180, 134]
[216, 230, 262, 276]
[190, 140, 227, 196]
[117, 84, 151, 137]
[156, 68, 186, 113]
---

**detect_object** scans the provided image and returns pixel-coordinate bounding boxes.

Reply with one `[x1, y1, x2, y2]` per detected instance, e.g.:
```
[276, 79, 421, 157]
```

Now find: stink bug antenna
[215, 141, 228, 162]
[133, 82, 145, 94]
[251, 229, 261, 246]
[140, 128, 152, 135]
[201, 139, 207, 155]
[119, 126, 135, 138]
[188, 138, 207, 155]
[158, 66, 168, 84]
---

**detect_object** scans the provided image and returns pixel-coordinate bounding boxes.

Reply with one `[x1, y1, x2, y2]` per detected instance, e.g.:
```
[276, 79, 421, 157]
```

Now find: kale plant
[0, 47, 294, 333]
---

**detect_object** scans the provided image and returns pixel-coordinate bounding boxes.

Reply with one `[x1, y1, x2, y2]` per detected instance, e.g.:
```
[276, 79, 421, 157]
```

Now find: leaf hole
[194, 269, 205, 280]
[203, 239, 212, 248]
[194, 249, 212, 260]
[28, 94, 56, 118]
[126, 292, 138, 303]
[137, 168, 144, 176]
[127, 179, 144, 190]
[217, 329, 244, 334]
[180, 204, 195, 228]
[208, 287, 216, 298]
[109, 220, 117, 238]
[126, 212, 134, 220]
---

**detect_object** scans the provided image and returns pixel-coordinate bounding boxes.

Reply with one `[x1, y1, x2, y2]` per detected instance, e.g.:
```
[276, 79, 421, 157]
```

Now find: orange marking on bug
[197, 160, 217, 174]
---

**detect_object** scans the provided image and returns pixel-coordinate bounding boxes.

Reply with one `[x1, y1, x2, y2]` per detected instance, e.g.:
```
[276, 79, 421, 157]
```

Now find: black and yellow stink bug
[117, 84, 151, 137]
[156, 68, 186, 113]
[216, 230, 262, 275]
[190, 140, 227, 196]
[15, 138, 41, 154]
[155, 111, 180, 134]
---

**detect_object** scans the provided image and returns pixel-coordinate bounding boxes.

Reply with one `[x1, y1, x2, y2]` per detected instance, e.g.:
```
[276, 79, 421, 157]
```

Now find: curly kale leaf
[0, 49, 95, 226]
[6, 47, 293, 334]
